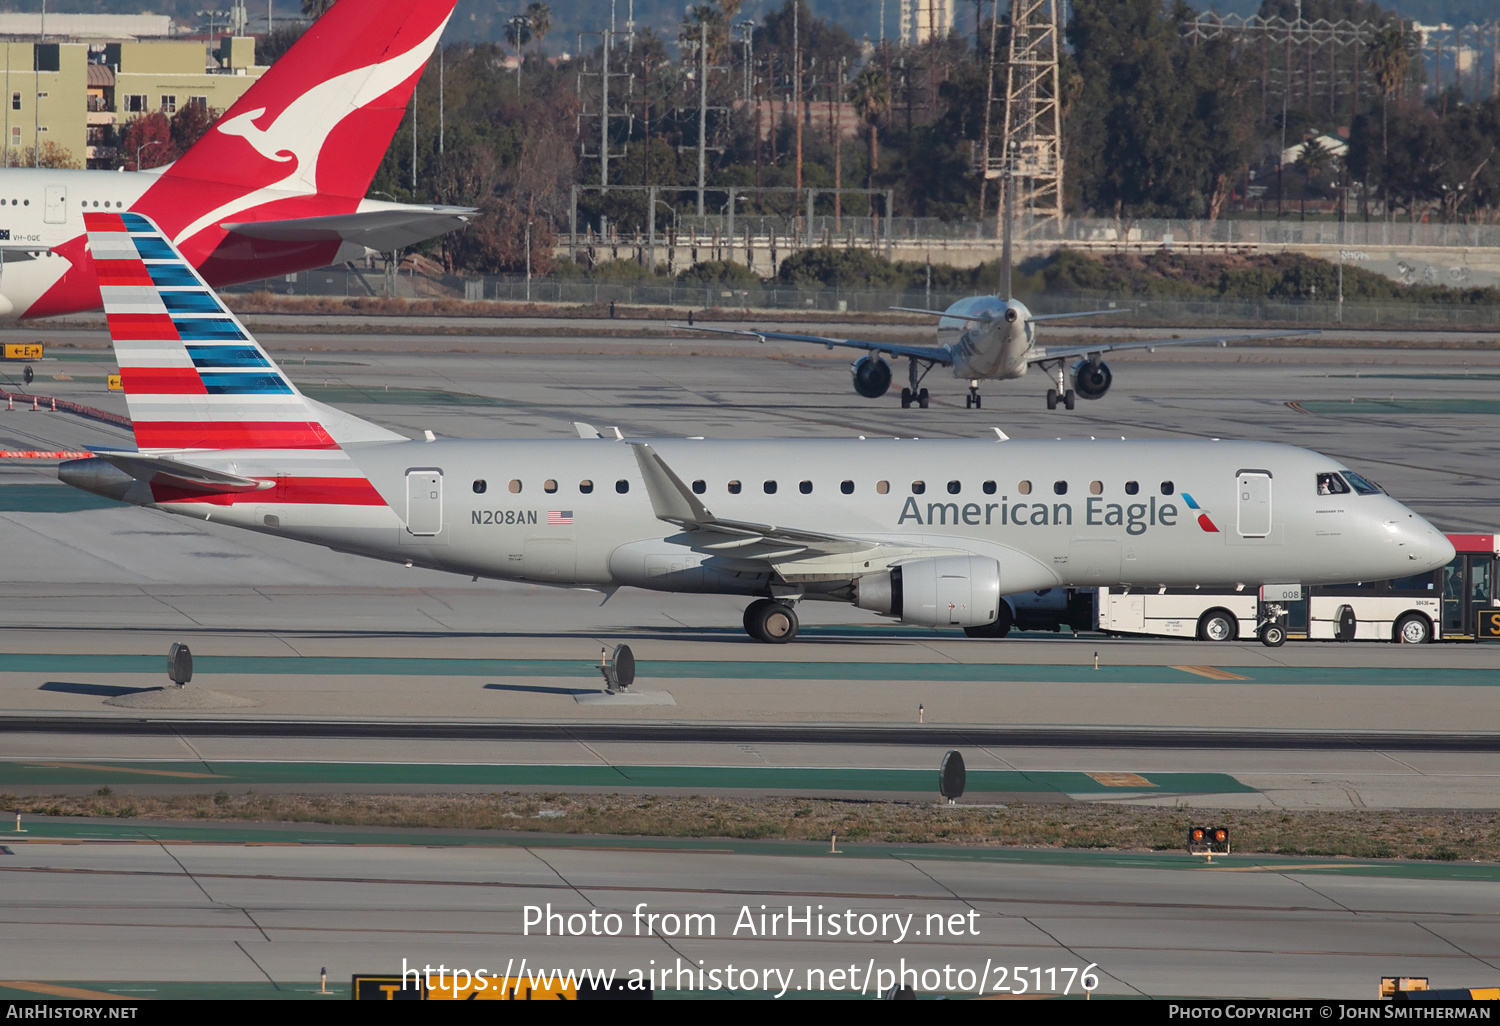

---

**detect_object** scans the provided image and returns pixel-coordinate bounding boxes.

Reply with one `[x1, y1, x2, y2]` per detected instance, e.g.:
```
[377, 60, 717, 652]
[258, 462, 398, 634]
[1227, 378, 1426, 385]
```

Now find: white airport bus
[1000, 534, 1499, 645]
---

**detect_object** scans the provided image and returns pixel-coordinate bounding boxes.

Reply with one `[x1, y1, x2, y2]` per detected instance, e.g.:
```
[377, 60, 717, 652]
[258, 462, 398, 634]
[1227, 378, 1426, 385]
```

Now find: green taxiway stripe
[5, 820, 1497, 883]
[3, 652, 1497, 686]
[0, 761, 1255, 794]
[0, 485, 126, 513]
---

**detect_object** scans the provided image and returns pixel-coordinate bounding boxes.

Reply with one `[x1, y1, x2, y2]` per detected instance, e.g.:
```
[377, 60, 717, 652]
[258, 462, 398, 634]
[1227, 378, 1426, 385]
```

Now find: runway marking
[1087, 773, 1156, 787]
[0, 981, 136, 1000]
[26, 761, 223, 779]
[1171, 665, 1253, 681]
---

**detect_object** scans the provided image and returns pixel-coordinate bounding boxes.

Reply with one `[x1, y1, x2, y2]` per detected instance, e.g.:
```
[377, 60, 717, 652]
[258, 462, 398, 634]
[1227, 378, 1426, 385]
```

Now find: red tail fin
[165, 0, 452, 198]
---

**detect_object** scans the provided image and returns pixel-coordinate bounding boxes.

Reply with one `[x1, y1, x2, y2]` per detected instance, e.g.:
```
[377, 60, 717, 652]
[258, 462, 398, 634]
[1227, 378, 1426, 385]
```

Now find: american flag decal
[547, 510, 573, 525]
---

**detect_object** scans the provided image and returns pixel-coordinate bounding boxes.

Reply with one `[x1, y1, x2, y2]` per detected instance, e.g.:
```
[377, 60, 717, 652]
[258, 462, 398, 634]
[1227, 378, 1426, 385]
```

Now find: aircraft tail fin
[160, 0, 454, 201]
[85, 211, 403, 453]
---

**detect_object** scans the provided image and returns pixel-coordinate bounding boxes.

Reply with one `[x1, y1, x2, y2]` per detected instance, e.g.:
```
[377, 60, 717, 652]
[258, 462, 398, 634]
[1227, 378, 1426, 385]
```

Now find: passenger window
[1089, 481, 1103, 495]
[1390, 573, 1435, 591]
[1053, 481, 1067, 495]
[911, 481, 926, 495]
[946, 481, 960, 495]
[615, 480, 629, 494]
[876, 481, 889, 494]
[799, 480, 812, 494]
[472, 480, 486, 494]
[579, 479, 593, 494]
[1125, 481, 1139, 495]
[1017, 480, 1032, 495]
[508, 480, 522, 494]
[764, 481, 778, 494]
[840, 480, 854, 495]
[1160, 481, 1174, 496]
[692, 479, 706, 495]
[543, 479, 558, 493]
[982, 481, 996, 495]
[728, 480, 742, 494]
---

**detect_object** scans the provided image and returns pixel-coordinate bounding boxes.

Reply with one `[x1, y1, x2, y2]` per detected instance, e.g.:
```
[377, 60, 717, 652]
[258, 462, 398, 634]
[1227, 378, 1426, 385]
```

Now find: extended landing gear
[1043, 361, 1076, 411]
[743, 598, 799, 643]
[900, 357, 933, 409]
[965, 380, 982, 409]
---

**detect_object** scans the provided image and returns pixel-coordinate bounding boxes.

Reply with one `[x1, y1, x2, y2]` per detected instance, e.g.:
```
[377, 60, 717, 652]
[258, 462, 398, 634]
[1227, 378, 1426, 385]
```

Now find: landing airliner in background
[59, 213, 1452, 643]
[0, 0, 467, 321]
[690, 299, 1316, 411]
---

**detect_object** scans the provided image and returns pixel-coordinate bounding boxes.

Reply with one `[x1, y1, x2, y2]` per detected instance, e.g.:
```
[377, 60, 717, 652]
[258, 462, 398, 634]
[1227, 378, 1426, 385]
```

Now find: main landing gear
[1043, 361, 1075, 411]
[900, 356, 933, 409]
[965, 380, 982, 409]
[743, 598, 799, 643]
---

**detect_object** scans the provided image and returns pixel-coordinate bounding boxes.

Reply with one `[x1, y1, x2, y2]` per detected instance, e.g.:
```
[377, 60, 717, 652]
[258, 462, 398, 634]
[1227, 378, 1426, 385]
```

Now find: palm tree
[851, 66, 889, 196]
[1366, 23, 1413, 160]
[525, 3, 551, 54]
[505, 13, 532, 82]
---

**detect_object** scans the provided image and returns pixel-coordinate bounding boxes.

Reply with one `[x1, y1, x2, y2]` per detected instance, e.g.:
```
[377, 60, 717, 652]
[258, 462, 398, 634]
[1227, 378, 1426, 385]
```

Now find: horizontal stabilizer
[221, 205, 476, 253]
[91, 449, 274, 493]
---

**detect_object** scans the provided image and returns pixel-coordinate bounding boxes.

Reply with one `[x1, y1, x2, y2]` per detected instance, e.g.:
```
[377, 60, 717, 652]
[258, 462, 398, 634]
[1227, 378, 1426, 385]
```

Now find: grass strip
[3, 790, 1496, 862]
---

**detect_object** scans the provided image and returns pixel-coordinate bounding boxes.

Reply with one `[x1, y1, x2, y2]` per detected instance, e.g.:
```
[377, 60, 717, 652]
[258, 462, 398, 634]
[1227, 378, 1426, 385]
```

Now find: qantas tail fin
[144, 0, 454, 247]
[85, 211, 403, 454]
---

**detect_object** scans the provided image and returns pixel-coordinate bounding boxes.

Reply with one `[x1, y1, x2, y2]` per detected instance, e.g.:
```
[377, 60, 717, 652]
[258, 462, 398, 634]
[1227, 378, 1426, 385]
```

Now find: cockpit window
[1342, 471, 1382, 495]
[1316, 472, 1351, 496]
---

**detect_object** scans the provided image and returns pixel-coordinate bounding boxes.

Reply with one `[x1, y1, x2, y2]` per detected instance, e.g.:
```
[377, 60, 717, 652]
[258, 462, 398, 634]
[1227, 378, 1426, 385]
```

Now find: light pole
[134, 138, 164, 170]
[525, 220, 532, 302]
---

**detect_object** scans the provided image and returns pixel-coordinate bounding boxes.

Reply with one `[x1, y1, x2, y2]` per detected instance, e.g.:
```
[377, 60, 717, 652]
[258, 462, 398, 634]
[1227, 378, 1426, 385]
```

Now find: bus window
[1341, 471, 1382, 495]
[1316, 472, 1351, 496]
[1474, 560, 1493, 606]
[1389, 572, 1435, 591]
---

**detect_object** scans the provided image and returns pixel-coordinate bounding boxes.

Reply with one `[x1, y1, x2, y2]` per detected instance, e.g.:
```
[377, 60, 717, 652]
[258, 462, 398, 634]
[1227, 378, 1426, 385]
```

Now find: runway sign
[4, 343, 42, 359]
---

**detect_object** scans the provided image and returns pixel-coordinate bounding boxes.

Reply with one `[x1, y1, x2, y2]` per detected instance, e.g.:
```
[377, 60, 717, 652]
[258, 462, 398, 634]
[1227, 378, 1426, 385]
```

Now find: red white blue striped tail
[87, 210, 374, 454]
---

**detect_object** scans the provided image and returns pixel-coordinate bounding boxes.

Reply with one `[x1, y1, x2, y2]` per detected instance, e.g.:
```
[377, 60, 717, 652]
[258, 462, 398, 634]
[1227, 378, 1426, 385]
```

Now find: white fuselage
[136, 437, 1453, 600]
[935, 296, 1034, 382]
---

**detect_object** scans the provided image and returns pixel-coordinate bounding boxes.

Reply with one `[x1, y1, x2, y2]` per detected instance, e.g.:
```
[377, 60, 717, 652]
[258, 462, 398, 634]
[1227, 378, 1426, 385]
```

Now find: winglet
[630, 444, 714, 527]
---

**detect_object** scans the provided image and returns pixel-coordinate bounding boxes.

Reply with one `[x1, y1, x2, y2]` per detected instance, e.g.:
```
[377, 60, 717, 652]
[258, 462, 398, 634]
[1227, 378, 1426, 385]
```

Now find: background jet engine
[851, 355, 892, 398]
[853, 555, 1002, 628]
[1072, 360, 1113, 400]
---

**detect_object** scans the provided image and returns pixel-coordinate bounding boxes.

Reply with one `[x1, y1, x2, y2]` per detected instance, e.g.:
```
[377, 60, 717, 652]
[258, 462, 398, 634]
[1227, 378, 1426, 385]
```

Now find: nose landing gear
[965, 380, 982, 409]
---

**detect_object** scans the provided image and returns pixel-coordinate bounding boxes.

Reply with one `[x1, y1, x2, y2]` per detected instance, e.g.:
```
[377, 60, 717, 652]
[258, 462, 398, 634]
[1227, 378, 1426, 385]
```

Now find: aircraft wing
[679, 325, 955, 366]
[631, 443, 875, 557]
[220, 205, 477, 252]
[1035, 329, 1320, 364]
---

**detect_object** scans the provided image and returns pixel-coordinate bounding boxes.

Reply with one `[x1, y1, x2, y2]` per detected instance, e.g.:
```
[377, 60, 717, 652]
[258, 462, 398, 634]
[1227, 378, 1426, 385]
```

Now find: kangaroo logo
[171, 16, 449, 246]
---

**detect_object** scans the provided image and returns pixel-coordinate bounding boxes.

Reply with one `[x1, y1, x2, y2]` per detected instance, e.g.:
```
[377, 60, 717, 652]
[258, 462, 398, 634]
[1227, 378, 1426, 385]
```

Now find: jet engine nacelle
[1072, 360, 1113, 400]
[853, 555, 1002, 628]
[851, 355, 892, 398]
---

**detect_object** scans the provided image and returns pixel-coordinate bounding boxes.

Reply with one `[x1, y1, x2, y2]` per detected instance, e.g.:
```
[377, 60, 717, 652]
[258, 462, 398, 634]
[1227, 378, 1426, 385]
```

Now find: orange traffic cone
[30, 396, 37, 411]
[50, 397, 56, 412]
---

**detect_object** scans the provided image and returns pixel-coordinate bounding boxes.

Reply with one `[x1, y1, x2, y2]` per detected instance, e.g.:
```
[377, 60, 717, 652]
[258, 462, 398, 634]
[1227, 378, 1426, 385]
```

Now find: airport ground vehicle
[1001, 534, 1499, 645]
